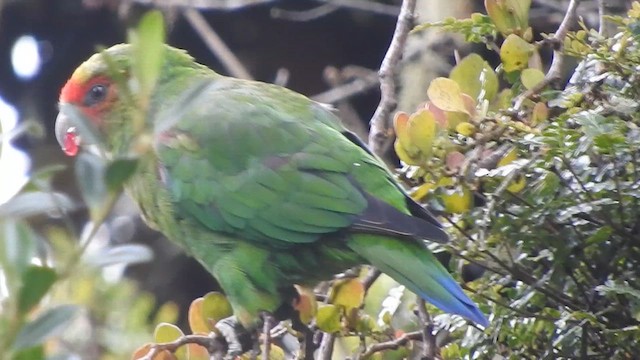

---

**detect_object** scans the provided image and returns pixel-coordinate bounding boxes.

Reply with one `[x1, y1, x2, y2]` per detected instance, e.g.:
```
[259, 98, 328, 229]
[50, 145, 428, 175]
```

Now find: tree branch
[367, 0, 416, 157]
[183, 8, 253, 79]
[358, 331, 422, 359]
[513, 0, 581, 110]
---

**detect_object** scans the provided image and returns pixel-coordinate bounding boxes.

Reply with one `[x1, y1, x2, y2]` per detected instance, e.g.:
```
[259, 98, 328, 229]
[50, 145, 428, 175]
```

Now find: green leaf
[0, 220, 36, 279]
[202, 292, 233, 325]
[330, 279, 365, 312]
[105, 157, 139, 191]
[75, 152, 108, 217]
[130, 10, 166, 99]
[521, 68, 545, 90]
[316, 304, 342, 333]
[586, 226, 612, 246]
[18, 266, 57, 315]
[500, 34, 534, 72]
[450, 53, 499, 101]
[0, 192, 75, 219]
[12, 304, 79, 350]
[154, 322, 187, 359]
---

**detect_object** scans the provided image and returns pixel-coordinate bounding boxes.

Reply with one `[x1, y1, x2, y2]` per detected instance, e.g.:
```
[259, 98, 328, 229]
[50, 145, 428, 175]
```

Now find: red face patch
[59, 75, 115, 121]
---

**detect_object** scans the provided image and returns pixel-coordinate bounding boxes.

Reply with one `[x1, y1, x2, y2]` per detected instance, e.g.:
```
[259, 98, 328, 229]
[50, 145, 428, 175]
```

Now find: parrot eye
[84, 84, 108, 107]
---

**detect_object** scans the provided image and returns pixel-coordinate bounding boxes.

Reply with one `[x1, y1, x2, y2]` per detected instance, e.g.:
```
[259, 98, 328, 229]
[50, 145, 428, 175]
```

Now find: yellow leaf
[485, 0, 531, 37]
[450, 54, 499, 101]
[498, 148, 518, 166]
[202, 292, 233, 328]
[330, 278, 365, 312]
[292, 285, 318, 325]
[427, 78, 469, 113]
[393, 112, 412, 150]
[411, 182, 435, 201]
[441, 185, 472, 214]
[507, 174, 526, 193]
[455, 122, 476, 137]
[316, 304, 342, 333]
[394, 140, 421, 166]
[154, 323, 187, 360]
[500, 34, 534, 72]
[407, 109, 439, 156]
[188, 297, 208, 334]
[520, 68, 545, 90]
[445, 110, 470, 130]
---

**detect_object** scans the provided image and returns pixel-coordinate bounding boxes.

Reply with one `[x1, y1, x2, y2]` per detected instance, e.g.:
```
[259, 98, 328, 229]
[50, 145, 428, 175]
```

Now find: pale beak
[55, 109, 79, 156]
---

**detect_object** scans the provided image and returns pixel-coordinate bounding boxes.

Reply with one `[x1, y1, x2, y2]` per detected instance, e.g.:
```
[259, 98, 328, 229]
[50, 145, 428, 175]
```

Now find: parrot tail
[347, 235, 489, 327]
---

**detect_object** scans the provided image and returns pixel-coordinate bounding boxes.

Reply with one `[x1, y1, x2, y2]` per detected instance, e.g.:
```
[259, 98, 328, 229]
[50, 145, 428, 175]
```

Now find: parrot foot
[214, 316, 254, 359]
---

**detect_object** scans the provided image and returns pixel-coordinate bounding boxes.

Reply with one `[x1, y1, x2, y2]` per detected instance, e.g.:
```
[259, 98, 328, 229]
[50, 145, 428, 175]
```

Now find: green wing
[154, 77, 447, 247]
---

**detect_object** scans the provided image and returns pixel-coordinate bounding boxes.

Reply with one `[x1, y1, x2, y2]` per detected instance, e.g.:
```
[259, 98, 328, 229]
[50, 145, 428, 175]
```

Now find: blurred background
[0, 0, 629, 358]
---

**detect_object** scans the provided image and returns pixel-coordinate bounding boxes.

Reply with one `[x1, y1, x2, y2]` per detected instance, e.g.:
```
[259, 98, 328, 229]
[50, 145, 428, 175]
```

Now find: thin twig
[311, 71, 379, 104]
[368, 0, 416, 156]
[131, 0, 276, 10]
[183, 8, 253, 80]
[513, 0, 581, 110]
[597, 0, 605, 36]
[318, 0, 400, 17]
[358, 331, 422, 359]
[271, 3, 339, 21]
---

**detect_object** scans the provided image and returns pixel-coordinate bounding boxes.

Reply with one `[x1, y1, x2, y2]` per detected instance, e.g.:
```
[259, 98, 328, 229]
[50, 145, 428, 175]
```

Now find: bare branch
[367, 0, 417, 156]
[183, 8, 253, 79]
[597, 0, 605, 36]
[513, 0, 581, 110]
[311, 70, 379, 104]
[358, 331, 422, 359]
[271, 3, 340, 22]
[131, 0, 276, 10]
[318, 0, 400, 17]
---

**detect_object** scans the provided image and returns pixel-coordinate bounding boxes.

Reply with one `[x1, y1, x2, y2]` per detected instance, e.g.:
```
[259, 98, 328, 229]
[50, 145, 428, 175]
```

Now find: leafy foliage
[397, 2, 640, 358]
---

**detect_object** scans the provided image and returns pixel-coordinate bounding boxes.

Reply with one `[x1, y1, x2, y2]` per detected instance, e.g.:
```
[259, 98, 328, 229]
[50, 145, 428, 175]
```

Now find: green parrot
[55, 44, 488, 340]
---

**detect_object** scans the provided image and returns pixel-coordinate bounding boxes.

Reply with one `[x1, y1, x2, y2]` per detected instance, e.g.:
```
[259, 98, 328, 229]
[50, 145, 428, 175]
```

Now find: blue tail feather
[348, 235, 489, 327]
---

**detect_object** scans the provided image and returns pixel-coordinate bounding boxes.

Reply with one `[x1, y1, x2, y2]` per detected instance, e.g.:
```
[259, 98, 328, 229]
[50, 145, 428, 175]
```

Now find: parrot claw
[214, 316, 253, 358]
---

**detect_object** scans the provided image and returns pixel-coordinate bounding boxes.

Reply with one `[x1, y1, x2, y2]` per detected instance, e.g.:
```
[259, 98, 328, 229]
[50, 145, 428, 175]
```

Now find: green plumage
[57, 44, 488, 328]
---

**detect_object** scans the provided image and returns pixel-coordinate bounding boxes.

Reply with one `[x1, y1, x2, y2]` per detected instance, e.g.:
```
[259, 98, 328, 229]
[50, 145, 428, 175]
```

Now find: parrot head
[55, 44, 133, 157]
